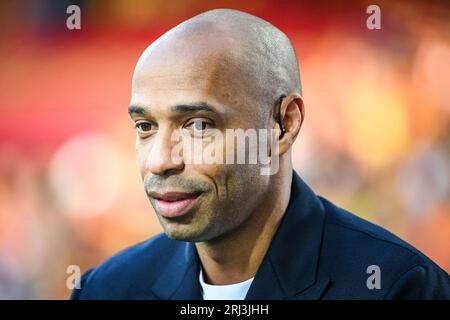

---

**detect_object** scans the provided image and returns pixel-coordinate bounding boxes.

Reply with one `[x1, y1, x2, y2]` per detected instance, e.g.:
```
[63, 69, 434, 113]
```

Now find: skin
[129, 9, 305, 285]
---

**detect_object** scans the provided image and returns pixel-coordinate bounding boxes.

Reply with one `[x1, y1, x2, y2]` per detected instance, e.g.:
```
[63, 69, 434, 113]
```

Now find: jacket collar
[150, 170, 328, 300]
[245, 170, 329, 299]
[151, 241, 202, 299]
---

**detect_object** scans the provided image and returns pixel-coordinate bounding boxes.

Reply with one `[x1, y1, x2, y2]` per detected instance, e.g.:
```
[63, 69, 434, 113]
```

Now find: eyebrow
[128, 105, 148, 116]
[128, 102, 221, 117]
[171, 102, 219, 114]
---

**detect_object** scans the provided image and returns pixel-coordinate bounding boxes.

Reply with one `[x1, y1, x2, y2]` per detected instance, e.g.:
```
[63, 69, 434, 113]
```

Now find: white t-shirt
[199, 268, 254, 300]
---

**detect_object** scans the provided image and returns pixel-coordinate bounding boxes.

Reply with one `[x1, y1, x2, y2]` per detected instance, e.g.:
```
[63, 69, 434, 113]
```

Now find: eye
[135, 121, 156, 135]
[186, 119, 214, 136]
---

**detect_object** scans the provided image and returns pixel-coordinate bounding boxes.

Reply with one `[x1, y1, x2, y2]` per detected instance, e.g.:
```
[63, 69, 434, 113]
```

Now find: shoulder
[318, 196, 450, 299]
[320, 195, 431, 265]
[70, 233, 180, 299]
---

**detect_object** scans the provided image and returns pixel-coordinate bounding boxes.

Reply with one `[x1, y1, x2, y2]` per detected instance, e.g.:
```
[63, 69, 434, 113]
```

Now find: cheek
[135, 140, 152, 177]
[231, 165, 265, 197]
[189, 163, 230, 202]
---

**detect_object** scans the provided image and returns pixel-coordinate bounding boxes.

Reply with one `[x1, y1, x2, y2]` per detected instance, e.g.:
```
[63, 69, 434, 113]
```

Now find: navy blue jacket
[71, 171, 450, 299]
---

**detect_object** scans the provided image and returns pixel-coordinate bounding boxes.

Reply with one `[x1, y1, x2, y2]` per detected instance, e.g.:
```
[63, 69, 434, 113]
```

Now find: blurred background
[0, 0, 449, 299]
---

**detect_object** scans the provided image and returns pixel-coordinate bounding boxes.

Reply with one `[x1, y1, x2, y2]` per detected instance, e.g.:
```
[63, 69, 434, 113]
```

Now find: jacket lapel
[246, 171, 328, 300]
[151, 241, 203, 300]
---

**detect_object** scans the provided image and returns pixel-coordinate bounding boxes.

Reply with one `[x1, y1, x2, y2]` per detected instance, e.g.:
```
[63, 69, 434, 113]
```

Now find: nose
[146, 128, 184, 176]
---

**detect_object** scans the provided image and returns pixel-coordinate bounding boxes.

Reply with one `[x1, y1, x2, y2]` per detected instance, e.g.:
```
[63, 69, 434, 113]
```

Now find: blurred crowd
[0, 0, 449, 298]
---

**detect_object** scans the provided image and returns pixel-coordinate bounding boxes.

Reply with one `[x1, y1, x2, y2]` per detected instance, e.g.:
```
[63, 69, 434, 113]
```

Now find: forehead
[130, 39, 247, 114]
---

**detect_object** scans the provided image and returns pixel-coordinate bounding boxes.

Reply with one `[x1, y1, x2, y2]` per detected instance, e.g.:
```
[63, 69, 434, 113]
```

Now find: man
[71, 9, 450, 300]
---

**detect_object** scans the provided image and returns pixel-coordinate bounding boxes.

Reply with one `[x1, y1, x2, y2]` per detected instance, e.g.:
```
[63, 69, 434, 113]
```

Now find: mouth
[148, 191, 203, 218]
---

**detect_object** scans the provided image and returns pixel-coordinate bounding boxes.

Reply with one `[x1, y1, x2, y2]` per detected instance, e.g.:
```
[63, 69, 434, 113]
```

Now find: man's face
[129, 38, 273, 242]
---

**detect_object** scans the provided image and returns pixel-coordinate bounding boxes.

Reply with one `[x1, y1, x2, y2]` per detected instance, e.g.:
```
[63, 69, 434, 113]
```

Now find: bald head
[130, 9, 305, 242]
[132, 9, 302, 121]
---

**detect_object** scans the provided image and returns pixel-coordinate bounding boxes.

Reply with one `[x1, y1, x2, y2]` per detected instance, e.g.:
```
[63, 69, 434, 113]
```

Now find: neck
[195, 166, 293, 285]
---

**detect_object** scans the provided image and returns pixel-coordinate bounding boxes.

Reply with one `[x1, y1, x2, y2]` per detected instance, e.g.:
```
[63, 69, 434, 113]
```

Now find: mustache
[144, 176, 211, 195]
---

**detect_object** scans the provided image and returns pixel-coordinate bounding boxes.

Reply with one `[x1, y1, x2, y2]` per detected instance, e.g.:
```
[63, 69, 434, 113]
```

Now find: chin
[164, 222, 223, 242]
[163, 225, 205, 242]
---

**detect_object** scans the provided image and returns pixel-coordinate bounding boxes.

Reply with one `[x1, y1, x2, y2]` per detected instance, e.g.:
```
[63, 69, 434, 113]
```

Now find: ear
[276, 93, 305, 156]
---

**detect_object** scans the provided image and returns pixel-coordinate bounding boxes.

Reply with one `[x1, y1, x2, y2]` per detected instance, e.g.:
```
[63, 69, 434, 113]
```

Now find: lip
[149, 191, 202, 218]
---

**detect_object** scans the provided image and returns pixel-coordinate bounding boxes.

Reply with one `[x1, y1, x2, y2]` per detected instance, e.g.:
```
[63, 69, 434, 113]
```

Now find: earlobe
[277, 131, 294, 156]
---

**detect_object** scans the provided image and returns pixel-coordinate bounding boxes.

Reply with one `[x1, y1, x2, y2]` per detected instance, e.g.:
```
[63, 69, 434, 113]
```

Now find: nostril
[162, 167, 185, 177]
